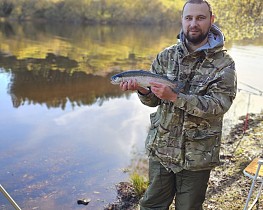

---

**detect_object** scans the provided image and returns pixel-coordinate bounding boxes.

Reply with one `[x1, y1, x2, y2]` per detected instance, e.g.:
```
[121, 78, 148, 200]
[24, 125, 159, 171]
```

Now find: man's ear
[211, 14, 215, 24]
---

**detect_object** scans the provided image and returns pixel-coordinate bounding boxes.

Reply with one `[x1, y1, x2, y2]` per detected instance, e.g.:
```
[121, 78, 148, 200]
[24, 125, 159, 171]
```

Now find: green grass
[130, 172, 149, 197]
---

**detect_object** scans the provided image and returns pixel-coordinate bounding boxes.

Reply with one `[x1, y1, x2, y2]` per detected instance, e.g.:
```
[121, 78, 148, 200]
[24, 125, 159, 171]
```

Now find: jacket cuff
[172, 93, 187, 108]
[137, 91, 155, 101]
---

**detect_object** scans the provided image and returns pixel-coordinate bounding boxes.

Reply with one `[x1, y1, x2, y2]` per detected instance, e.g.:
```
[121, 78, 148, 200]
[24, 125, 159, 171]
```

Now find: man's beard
[184, 28, 210, 45]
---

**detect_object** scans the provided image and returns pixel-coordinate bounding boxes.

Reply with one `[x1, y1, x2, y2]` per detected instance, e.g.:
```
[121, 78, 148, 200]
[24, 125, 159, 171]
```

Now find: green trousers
[139, 158, 211, 210]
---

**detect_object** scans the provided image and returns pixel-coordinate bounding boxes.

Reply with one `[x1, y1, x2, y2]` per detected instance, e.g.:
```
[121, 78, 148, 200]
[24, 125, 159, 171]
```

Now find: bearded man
[120, 0, 237, 209]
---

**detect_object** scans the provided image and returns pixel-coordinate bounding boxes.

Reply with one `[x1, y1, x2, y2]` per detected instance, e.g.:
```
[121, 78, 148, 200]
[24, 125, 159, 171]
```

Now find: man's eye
[197, 16, 206, 20]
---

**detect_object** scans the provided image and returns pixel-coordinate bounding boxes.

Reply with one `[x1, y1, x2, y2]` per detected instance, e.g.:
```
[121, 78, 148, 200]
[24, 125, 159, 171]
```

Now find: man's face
[182, 3, 214, 45]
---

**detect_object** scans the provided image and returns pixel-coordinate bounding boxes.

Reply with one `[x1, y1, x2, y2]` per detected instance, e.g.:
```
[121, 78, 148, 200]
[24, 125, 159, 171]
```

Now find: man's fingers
[120, 79, 138, 91]
[127, 79, 134, 89]
[120, 81, 128, 91]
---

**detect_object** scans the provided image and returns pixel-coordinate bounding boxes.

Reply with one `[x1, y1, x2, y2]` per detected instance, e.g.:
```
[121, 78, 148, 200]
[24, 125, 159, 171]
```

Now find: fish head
[110, 74, 123, 84]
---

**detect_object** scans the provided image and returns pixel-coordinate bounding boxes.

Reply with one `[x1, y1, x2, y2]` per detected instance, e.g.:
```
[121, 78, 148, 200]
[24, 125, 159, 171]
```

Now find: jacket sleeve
[137, 90, 160, 107]
[173, 63, 237, 119]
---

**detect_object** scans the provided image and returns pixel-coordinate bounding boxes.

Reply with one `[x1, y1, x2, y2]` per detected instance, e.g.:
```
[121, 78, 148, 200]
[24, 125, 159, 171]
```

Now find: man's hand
[119, 79, 150, 95]
[150, 82, 178, 102]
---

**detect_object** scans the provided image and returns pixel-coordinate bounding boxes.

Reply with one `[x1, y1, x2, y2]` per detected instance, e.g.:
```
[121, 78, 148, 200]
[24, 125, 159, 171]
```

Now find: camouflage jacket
[138, 25, 237, 172]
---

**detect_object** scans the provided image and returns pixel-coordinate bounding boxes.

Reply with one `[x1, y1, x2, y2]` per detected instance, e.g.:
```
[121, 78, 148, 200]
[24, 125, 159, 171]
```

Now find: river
[0, 22, 262, 210]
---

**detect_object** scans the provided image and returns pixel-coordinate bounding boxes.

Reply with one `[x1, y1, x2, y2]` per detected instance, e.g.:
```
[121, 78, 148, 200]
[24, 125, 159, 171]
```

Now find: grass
[130, 172, 149, 197]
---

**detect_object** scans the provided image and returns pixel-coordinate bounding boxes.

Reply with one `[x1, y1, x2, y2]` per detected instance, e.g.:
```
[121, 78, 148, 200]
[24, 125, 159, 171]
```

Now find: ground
[105, 113, 263, 210]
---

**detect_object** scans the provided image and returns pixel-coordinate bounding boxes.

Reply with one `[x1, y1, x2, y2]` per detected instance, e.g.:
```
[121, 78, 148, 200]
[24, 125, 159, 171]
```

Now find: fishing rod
[239, 82, 263, 96]
[237, 81, 263, 132]
[237, 88, 262, 96]
[0, 184, 21, 210]
[232, 82, 263, 155]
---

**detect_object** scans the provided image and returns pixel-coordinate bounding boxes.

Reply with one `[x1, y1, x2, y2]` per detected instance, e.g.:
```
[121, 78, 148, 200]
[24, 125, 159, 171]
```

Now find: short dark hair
[182, 0, 213, 17]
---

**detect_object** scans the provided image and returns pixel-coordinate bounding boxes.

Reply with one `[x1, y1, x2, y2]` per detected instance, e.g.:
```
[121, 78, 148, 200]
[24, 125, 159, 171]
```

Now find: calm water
[0, 22, 262, 209]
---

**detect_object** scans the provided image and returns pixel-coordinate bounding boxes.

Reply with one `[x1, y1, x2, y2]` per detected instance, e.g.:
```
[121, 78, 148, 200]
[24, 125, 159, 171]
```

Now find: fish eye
[112, 77, 121, 83]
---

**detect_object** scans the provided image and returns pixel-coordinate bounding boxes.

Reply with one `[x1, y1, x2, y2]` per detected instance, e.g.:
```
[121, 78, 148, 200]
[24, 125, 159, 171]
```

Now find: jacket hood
[179, 24, 225, 52]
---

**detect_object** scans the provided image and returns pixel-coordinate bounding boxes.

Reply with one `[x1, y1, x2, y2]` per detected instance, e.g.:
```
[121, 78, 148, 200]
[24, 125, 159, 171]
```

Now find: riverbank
[105, 112, 263, 210]
[204, 112, 263, 209]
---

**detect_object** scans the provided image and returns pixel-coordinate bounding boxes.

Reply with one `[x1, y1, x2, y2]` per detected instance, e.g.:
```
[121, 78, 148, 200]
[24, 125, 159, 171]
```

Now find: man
[120, 0, 237, 209]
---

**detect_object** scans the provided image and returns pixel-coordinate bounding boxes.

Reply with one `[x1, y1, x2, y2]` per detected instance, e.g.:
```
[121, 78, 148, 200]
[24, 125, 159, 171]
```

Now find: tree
[210, 0, 263, 40]
[0, 0, 14, 17]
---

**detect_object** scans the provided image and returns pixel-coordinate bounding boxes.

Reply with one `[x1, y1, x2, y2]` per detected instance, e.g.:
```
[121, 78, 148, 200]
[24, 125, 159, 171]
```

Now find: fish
[110, 70, 185, 93]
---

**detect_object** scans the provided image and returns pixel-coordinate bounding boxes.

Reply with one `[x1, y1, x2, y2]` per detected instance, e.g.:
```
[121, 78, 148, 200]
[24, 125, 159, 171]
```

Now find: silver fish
[111, 70, 184, 93]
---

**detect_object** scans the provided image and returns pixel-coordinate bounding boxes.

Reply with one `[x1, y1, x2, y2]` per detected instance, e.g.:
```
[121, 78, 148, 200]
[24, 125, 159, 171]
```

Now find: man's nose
[190, 19, 198, 27]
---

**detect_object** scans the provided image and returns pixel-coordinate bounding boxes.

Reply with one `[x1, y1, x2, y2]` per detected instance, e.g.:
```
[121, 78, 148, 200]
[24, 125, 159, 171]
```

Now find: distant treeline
[0, 0, 261, 39]
[0, 0, 185, 25]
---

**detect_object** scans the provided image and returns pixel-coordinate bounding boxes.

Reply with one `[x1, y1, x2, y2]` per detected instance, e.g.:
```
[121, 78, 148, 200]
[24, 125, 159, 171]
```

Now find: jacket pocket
[184, 132, 220, 170]
[189, 74, 213, 95]
[145, 112, 159, 155]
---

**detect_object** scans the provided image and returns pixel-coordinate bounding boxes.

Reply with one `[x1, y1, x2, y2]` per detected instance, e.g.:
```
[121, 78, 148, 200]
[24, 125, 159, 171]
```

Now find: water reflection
[0, 21, 262, 209]
[0, 21, 180, 74]
[0, 82, 155, 209]
[0, 21, 181, 110]
[4, 65, 123, 109]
